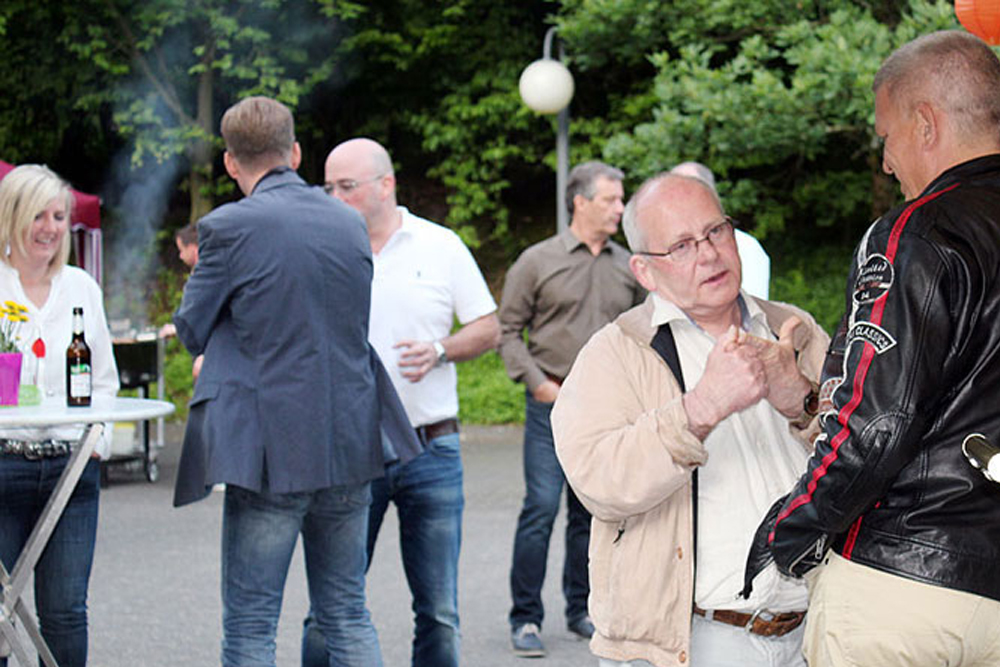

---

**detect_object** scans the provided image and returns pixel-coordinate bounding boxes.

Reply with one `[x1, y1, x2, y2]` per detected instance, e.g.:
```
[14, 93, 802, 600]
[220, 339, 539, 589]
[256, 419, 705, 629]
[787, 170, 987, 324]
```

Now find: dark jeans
[0, 457, 101, 667]
[222, 481, 381, 667]
[509, 393, 591, 630]
[302, 432, 464, 667]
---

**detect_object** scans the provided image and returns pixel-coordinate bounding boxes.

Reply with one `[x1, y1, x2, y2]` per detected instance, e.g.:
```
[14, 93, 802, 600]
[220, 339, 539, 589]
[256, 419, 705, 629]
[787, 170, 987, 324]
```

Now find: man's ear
[915, 102, 938, 149]
[290, 142, 302, 170]
[378, 172, 396, 201]
[223, 151, 239, 181]
[629, 254, 658, 293]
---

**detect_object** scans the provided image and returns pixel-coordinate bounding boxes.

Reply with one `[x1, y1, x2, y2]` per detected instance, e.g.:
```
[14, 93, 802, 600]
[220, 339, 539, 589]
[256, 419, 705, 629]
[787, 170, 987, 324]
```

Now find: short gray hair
[622, 173, 723, 252]
[566, 161, 624, 216]
[874, 30, 1000, 141]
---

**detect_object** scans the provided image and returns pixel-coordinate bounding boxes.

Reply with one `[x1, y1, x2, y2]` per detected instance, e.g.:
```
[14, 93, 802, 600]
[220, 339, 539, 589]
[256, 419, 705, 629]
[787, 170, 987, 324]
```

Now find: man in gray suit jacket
[172, 96, 415, 667]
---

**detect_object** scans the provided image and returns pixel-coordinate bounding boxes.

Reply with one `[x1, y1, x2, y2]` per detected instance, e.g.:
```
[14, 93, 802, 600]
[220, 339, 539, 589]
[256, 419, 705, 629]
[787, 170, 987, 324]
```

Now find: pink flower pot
[0, 353, 22, 406]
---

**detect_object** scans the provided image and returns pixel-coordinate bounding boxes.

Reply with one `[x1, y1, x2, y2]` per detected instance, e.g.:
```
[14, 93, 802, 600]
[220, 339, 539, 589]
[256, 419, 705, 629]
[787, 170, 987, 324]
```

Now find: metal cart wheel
[145, 460, 159, 483]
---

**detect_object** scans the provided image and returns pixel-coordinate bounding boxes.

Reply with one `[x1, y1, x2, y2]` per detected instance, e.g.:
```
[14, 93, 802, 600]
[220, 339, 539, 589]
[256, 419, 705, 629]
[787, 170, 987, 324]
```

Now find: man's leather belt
[415, 418, 459, 444]
[692, 605, 805, 638]
[0, 439, 76, 460]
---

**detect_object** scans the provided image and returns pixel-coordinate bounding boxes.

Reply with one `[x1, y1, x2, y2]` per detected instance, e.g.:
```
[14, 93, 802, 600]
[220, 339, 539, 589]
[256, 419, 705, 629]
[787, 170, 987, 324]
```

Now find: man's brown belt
[692, 605, 806, 638]
[415, 418, 459, 444]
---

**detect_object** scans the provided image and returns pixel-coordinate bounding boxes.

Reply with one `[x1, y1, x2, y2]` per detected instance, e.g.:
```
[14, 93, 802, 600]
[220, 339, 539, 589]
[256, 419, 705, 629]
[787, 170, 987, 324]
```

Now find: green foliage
[0, 2, 116, 169]
[457, 351, 524, 424]
[305, 0, 550, 248]
[63, 0, 343, 220]
[565, 0, 960, 243]
[768, 238, 855, 335]
[161, 337, 194, 421]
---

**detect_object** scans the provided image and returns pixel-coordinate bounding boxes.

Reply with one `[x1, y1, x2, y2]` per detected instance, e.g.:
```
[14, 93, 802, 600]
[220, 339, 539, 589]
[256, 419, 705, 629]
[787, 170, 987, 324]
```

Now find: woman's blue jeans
[0, 456, 101, 667]
[509, 393, 591, 631]
[222, 481, 382, 667]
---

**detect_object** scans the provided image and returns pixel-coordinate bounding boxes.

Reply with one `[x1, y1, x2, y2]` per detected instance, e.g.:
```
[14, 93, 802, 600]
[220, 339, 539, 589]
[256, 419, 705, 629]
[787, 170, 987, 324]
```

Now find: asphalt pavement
[12, 423, 595, 666]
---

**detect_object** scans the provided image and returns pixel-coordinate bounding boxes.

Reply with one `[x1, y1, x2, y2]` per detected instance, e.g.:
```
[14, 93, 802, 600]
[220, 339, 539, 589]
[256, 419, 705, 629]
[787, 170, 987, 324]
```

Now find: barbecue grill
[106, 329, 166, 482]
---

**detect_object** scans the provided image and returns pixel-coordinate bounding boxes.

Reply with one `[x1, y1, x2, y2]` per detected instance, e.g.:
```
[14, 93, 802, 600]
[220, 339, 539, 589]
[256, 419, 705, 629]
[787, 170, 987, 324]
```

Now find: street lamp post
[518, 27, 575, 233]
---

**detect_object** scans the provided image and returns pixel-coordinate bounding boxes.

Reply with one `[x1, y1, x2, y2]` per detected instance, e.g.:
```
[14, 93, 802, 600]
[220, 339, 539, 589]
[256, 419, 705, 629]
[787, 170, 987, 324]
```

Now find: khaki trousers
[804, 552, 1000, 667]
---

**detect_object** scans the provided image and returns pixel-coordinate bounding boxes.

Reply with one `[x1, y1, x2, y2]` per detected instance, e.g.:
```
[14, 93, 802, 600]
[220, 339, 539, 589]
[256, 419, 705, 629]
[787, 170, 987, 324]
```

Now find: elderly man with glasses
[549, 172, 829, 667]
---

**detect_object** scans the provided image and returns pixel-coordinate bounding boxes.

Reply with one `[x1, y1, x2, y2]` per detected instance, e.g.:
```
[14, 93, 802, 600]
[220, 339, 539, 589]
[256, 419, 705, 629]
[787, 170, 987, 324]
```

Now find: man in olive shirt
[500, 161, 645, 657]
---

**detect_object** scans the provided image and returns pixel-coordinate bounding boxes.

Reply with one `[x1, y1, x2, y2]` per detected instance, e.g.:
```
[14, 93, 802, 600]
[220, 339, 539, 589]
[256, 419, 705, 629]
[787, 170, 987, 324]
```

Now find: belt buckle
[23, 441, 42, 461]
[744, 609, 766, 634]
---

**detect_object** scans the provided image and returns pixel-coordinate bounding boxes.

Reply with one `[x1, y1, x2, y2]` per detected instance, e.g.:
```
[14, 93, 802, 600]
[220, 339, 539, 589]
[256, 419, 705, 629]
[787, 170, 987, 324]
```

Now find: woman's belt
[0, 439, 76, 460]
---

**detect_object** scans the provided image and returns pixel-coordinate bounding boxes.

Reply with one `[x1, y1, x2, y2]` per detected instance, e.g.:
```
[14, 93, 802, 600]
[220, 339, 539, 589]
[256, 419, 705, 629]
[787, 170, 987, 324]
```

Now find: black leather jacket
[765, 154, 1000, 602]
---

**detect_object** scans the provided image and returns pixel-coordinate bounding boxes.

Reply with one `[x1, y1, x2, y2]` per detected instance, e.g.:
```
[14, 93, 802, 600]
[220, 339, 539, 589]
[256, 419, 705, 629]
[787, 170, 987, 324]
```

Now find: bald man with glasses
[549, 173, 829, 667]
[304, 137, 499, 667]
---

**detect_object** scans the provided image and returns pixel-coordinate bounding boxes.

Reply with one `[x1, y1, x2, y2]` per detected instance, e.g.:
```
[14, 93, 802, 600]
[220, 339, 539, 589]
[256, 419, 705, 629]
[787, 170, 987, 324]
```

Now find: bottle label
[69, 363, 92, 398]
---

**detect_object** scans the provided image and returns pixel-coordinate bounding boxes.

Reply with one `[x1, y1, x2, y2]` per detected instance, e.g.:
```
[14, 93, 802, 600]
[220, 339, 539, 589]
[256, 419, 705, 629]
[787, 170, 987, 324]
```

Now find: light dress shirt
[650, 292, 808, 613]
[0, 262, 120, 458]
[369, 207, 496, 428]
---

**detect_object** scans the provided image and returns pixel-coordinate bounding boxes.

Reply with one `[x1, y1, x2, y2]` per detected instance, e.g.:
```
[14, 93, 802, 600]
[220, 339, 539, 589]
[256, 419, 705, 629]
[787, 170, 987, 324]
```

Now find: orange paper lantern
[956, 0, 1000, 46]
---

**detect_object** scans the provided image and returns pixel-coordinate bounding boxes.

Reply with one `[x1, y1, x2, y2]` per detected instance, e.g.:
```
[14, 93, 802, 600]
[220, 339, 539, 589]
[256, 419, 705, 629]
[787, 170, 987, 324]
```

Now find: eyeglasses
[322, 174, 385, 195]
[634, 217, 736, 264]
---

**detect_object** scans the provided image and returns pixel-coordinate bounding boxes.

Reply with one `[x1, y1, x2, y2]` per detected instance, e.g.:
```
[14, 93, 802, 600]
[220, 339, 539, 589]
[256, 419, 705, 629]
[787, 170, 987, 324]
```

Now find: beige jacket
[551, 295, 829, 666]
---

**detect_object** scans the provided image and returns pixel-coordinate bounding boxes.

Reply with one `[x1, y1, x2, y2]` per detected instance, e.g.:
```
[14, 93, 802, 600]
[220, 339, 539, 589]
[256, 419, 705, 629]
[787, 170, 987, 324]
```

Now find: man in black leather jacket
[746, 30, 1000, 666]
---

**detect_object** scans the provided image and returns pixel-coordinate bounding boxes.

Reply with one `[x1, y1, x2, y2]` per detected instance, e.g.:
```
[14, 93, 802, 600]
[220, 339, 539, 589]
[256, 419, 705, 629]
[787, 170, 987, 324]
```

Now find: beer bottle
[66, 307, 92, 406]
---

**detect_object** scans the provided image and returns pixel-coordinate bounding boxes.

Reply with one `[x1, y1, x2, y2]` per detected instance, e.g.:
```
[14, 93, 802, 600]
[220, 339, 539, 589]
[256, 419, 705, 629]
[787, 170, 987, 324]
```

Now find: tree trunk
[188, 49, 215, 224]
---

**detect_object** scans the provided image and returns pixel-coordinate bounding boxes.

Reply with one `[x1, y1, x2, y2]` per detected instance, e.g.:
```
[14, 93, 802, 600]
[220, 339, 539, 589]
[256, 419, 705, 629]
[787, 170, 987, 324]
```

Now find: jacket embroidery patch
[853, 253, 894, 305]
[846, 322, 897, 355]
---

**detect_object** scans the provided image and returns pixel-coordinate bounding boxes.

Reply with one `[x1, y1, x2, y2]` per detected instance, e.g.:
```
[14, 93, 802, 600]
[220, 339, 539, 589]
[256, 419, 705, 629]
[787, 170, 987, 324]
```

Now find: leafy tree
[557, 0, 960, 243]
[297, 0, 554, 251]
[67, 0, 343, 222]
[0, 2, 118, 181]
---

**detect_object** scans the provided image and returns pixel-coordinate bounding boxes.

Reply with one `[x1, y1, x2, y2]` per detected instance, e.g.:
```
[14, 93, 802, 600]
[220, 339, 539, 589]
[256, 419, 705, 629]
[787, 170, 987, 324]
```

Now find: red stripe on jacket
[769, 184, 959, 552]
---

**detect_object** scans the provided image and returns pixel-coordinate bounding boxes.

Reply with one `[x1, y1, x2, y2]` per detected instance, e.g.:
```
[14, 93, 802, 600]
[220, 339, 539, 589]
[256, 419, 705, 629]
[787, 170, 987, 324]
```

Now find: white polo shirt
[369, 207, 496, 428]
[650, 292, 809, 614]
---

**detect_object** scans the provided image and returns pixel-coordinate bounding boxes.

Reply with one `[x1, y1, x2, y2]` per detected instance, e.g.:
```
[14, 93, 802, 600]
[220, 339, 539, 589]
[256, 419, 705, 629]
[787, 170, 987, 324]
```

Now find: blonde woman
[0, 164, 118, 667]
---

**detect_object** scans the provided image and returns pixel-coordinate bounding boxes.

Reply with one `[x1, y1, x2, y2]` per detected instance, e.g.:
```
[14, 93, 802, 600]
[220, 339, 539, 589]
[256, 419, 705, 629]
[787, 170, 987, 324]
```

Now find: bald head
[874, 30, 1000, 148]
[669, 162, 717, 192]
[325, 138, 394, 183]
[623, 173, 723, 252]
[324, 137, 397, 228]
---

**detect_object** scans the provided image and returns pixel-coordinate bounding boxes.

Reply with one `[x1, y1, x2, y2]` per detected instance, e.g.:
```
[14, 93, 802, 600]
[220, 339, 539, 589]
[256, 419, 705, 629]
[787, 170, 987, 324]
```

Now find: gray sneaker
[511, 623, 546, 658]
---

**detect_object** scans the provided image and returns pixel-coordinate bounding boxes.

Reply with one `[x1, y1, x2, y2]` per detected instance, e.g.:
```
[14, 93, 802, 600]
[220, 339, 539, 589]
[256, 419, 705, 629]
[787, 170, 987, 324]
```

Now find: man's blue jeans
[0, 457, 100, 667]
[509, 393, 591, 631]
[302, 432, 463, 667]
[222, 481, 382, 667]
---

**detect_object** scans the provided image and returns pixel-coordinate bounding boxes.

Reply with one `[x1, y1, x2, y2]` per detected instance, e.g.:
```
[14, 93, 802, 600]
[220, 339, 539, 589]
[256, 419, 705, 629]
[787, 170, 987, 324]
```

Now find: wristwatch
[792, 383, 820, 428]
[432, 340, 448, 366]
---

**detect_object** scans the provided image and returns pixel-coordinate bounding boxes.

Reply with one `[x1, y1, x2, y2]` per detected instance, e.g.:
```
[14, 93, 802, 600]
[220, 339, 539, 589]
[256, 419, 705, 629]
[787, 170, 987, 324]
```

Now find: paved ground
[12, 423, 594, 666]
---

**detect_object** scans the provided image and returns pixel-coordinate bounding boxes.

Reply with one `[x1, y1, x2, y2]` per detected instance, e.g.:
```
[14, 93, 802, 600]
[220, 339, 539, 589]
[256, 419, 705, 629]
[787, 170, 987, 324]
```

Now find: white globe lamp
[518, 59, 575, 115]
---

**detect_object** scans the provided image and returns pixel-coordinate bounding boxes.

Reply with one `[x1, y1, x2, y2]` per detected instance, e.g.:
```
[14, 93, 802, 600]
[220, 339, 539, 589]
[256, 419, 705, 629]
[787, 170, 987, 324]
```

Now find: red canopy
[0, 160, 101, 229]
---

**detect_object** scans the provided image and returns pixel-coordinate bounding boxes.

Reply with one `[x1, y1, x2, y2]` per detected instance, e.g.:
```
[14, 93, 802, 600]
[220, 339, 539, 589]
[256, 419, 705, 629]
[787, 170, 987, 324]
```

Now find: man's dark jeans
[302, 432, 463, 667]
[509, 393, 590, 631]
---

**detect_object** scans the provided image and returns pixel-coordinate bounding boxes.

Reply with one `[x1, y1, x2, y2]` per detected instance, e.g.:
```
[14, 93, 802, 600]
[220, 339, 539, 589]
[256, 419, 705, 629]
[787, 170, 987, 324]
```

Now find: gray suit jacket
[172, 167, 419, 507]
